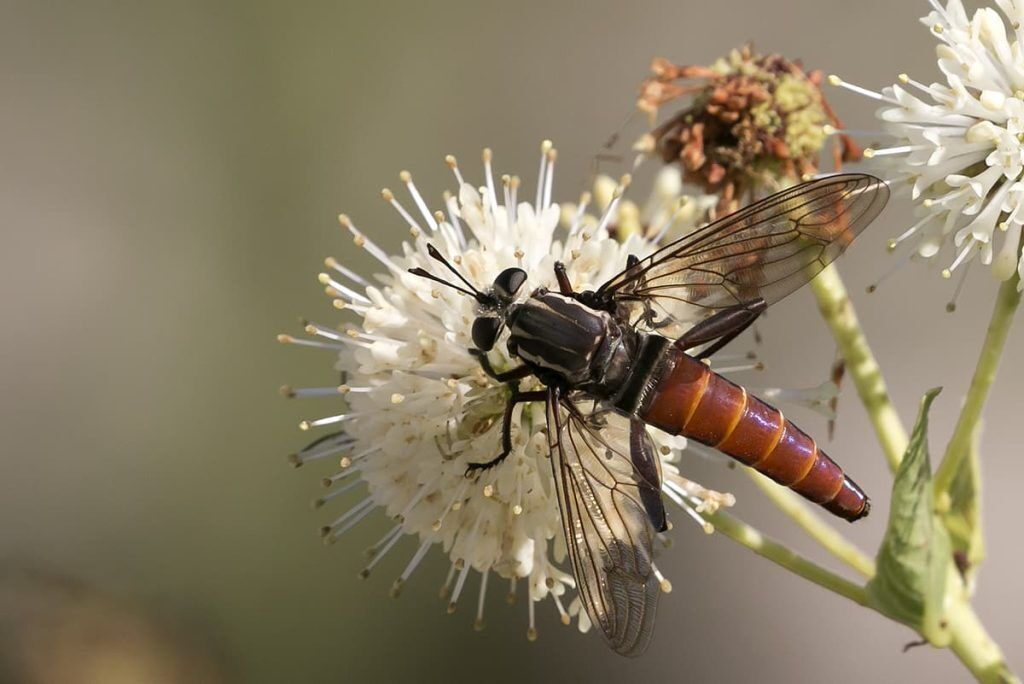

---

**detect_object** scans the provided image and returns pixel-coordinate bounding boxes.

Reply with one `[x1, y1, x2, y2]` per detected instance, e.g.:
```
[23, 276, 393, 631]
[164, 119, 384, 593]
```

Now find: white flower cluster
[832, 0, 1024, 289]
[280, 143, 733, 639]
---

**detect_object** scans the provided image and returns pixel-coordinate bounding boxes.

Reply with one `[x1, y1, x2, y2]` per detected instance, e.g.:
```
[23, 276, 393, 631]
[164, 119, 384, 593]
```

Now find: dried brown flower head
[638, 46, 861, 214]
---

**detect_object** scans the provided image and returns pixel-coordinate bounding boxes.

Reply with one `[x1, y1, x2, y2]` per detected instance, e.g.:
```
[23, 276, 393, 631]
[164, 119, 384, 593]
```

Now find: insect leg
[630, 418, 668, 532]
[553, 261, 574, 295]
[466, 387, 548, 474]
[673, 299, 767, 358]
[469, 349, 533, 382]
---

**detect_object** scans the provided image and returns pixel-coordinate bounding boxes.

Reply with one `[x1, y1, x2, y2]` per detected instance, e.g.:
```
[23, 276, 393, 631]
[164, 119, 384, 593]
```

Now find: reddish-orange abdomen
[639, 348, 869, 521]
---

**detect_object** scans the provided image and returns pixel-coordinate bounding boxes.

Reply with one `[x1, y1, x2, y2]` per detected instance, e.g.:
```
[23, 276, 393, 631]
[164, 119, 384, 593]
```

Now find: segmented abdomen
[638, 348, 869, 522]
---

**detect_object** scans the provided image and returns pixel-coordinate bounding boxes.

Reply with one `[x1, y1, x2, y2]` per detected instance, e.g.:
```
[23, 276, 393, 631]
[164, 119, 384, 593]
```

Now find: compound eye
[493, 267, 527, 300]
[471, 316, 503, 352]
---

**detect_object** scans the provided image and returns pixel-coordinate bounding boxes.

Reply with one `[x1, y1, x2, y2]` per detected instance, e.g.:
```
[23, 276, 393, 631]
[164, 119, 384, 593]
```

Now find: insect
[410, 173, 889, 657]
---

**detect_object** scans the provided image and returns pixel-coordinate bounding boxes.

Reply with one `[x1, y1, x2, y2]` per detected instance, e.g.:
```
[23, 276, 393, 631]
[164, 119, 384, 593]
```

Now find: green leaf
[867, 388, 953, 646]
[940, 422, 984, 592]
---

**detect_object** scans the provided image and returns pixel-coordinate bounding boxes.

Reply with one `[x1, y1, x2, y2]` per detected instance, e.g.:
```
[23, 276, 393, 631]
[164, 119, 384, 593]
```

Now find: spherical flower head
[638, 46, 861, 213]
[834, 0, 1024, 289]
[280, 143, 734, 639]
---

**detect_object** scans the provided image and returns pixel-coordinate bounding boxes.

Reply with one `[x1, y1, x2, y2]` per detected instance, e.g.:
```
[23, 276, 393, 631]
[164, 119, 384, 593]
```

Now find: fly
[410, 173, 889, 657]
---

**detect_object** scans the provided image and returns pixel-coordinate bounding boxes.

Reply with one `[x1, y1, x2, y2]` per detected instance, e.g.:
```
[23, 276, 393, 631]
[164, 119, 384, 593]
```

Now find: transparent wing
[546, 389, 660, 657]
[598, 174, 889, 314]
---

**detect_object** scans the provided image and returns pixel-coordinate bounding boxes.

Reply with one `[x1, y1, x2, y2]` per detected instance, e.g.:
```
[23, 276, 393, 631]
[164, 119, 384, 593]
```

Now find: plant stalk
[946, 599, 1020, 684]
[746, 470, 875, 577]
[934, 275, 1021, 497]
[809, 264, 908, 472]
[707, 509, 869, 607]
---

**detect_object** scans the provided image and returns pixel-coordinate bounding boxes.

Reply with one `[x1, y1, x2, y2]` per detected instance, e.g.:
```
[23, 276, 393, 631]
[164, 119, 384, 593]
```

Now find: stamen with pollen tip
[593, 175, 632, 239]
[302, 320, 346, 342]
[288, 436, 356, 468]
[337, 214, 404, 276]
[889, 210, 944, 251]
[474, 570, 489, 631]
[444, 154, 465, 187]
[943, 238, 980, 278]
[863, 145, 925, 158]
[551, 590, 570, 626]
[318, 271, 371, 305]
[279, 385, 345, 399]
[338, 445, 381, 470]
[359, 525, 404, 579]
[298, 413, 352, 431]
[946, 259, 973, 313]
[312, 476, 364, 509]
[322, 467, 361, 488]
[535, 140, 553, 211]
[330, 298, 370, 315]
[566, 191, 592, 239]
[526, 589, 538, 642]
[867, 246, 918, 294]
[400, 170, 439, 231]
[507, 576, 518, 605]
[708, 360, 764, 374]
[501, 175, 515, 228]
[447, 560, 472, 614]
[438, 562, 459, 600]
[651, 563, 673, 593]
[321, 496, 376, 543]
[482, 148, 499, 217]
[394, 477, 440, 524]
[827, 74, 901, 105]
[543, 146, 557, 211]
[391, 539, 433, 598]
[380, 186, 423, 234]
[276, 333, 346, 351]
[323, 256, 370, 288]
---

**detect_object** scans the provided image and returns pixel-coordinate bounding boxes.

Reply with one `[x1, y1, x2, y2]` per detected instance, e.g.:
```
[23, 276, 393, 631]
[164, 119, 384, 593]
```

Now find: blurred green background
[2, 1, 1021, 681]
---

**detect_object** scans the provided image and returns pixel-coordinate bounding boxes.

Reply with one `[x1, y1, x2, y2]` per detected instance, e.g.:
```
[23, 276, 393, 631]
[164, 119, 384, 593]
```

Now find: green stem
[707, 509, 869, 607]
[934, 275, 1021, 498]
[946, 599, 1020, 684]
[746, 470, 875, 577]
[810, 264, 908, 472]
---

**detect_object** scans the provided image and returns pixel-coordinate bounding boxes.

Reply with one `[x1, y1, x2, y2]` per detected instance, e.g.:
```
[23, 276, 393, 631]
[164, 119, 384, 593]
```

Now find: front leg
[469, 348, 533, 382]
[553, 261, 574, 295]
[466, 387, 548, 474]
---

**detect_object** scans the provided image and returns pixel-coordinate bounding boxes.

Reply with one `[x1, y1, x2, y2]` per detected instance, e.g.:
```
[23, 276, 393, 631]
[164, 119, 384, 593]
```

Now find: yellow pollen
[482, 484, 494, 497]
[399, 170, 411, 182]
[391, 393, 405, 404]
[445, 154, 458, 169]
[381, 188, 394, 201]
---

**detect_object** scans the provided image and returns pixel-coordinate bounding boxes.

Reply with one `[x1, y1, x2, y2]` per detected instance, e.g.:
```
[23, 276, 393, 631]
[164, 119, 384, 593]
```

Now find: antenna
[408, 243, 491, 304]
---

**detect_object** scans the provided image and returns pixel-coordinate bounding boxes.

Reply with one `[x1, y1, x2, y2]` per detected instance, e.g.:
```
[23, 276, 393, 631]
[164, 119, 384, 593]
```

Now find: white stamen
[535, 140, 552, 211]
[298, 413, 352, 431]
[827, 74, 900, 104]
[312, 476, 364, 508]
[323, 256, 370, 287]
[276, 334, 345, 351]
[447, 560, 472, 613]
[400, 170, 439, 231]
[652, 563, 673, 593]
[482, 148, 499, 218]
[444, 155, 465, 186]
[360, 525, 404, 578]
[474, 569, 489, 631]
